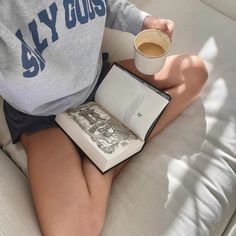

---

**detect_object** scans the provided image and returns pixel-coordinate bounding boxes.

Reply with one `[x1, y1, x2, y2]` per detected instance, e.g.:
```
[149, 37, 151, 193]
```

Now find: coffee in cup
[134, 29, 171, 75]
[137, 42, 165, 57]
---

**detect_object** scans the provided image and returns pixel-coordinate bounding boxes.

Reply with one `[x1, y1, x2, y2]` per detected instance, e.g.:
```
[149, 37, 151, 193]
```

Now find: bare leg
[80, 55, 208, 215]
[116, 55, 208, 140]
[21, 128, 117, 236]
[21, 54, 207, 236]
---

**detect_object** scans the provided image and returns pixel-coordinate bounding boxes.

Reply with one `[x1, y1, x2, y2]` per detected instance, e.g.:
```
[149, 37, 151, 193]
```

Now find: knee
[172, 54, 208, 94]
[78, 210, 105, 236]
[43, 210, 105, 236]
[87, 211, 105, 236]
[73, 211, 105, 236]
[187, 55, 208, 87]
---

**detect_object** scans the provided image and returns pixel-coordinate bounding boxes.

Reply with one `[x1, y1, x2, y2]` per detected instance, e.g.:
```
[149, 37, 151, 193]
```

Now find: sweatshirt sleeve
[105, 0, 150, 35]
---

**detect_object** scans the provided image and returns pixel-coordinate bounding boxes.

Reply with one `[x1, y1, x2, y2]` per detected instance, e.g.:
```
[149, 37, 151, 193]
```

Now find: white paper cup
[134, 29, 171, 75]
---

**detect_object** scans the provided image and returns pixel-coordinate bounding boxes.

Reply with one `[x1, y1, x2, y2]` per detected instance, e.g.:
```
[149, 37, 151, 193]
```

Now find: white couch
[0, 0, 236, 235]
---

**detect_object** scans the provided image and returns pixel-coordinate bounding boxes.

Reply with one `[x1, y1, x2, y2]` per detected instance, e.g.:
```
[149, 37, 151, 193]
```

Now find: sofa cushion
[0, 97, 11, 148]
[3, 142, 28, 176]
[101, 0, 236, 235]
[101, 99, 236, 236]
[223, 211, 236, 236]
[0, 150, 40, 235]
[0, 0, 235, 235]
[0, 96, 28, 176]
[200, 0, 236, 21]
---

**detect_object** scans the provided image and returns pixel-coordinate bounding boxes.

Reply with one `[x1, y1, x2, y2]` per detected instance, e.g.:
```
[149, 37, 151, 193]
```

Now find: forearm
[105, 0, 150, 35]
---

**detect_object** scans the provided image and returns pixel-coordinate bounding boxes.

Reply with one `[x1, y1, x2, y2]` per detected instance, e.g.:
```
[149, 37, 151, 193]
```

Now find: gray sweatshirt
[0, 0, 149, 115]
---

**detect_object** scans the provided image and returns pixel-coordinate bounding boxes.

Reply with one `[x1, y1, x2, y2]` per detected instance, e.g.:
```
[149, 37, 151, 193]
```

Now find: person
[0, 0, 208, 235]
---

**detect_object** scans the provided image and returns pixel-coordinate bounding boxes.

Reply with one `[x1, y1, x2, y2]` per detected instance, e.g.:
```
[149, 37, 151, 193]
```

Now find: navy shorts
[4, 53, 111, 144]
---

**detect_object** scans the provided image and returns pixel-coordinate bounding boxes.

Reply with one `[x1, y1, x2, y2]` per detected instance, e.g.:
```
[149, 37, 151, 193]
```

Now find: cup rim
[134, 29, 171, 58]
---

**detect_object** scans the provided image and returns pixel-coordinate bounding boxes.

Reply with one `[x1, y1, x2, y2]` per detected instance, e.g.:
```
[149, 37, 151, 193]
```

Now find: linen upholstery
[200, 0, 236, 20]
[0, 150, 41, 235]
[0, 0, 235, 235]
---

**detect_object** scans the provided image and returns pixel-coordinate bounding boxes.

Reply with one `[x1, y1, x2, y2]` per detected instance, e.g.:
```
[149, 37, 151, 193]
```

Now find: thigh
[116, 55, 207, 91]
[116, 55, 207, 139]
[21, 128, 91, 234]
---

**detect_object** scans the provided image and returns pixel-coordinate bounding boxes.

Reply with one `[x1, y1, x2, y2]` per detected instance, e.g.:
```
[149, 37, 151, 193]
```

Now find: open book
[55, 63, 171, 173]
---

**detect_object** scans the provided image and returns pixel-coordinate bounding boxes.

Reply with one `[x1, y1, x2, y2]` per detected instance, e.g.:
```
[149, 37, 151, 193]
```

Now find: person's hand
[142, 16, 175, 39]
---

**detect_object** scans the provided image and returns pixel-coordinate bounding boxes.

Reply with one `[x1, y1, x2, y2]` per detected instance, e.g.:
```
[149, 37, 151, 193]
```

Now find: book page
[95, 64, 170, 140]
[64, 102, 143, 161]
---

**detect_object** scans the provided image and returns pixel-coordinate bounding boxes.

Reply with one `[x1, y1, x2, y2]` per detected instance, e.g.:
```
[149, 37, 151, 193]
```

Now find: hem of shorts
[12, 123, 59, 144]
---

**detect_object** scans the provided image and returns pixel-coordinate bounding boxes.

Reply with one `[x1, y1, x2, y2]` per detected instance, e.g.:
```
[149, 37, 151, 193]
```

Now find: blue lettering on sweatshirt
[15, 29, 46, 78]
[16, 0, 106, 78]
[38, 2, 59, 43]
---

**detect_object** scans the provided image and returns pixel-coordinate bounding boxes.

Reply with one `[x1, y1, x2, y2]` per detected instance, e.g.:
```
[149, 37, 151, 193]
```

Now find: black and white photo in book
[56, 63, 171, 173]
[66, 102, 140, 155]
